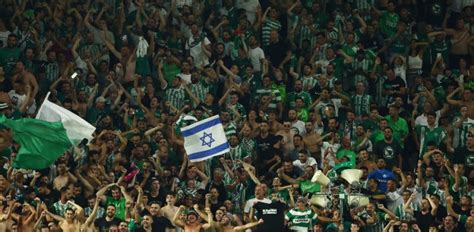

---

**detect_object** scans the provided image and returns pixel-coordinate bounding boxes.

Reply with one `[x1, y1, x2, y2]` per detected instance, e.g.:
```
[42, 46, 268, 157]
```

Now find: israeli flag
[182, 115, 230, 162]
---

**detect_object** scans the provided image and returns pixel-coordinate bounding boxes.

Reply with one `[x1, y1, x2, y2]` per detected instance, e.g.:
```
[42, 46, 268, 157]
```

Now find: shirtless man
[45, 201, 84, 232]
[447, 87, 474, 119]
[303, 121, 331, 161]
[172, 206, 212, 232]
[11, 61, 38, 103]
[276, 121, 296, 155]
[444, 18, 473, 63]
[215, 214, 263, 232]
[53, 162, 78, 191]
[161, 193, 179, 228]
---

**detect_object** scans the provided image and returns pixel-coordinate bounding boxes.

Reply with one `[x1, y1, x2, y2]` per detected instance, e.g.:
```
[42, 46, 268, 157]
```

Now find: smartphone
[71, 72, 78, 79]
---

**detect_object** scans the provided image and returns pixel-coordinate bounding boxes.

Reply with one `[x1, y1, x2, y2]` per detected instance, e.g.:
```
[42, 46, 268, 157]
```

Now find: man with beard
[288, 109, 305, 135]
[286, 79, 312, 109]
[367, 159, 396, 193]
[0, 34, 21, 75]
[373, 127, 402, 170]
[94, 204, 121, 232]
[97, 183, 133, 221]
[172, 206, 212, 232]
[136, 214, 154, 232]
[255, 120, 277, 175]
[163, 75, 187, 110]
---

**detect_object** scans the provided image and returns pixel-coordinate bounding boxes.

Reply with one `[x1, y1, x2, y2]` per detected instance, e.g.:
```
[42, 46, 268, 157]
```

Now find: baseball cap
[297, 196, 307, 203]
[186, 210, 199, 216]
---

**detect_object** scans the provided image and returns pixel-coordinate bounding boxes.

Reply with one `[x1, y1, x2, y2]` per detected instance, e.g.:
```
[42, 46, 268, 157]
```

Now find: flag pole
[35, 92, 51, 119]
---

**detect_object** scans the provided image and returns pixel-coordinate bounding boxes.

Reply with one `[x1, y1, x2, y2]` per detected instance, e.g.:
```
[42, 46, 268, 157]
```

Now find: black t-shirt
[415, 210, 435, 232]
[256, 134, 276, 160]
[383, 76, 406, 105]
[151, 216, 174, 232]
[451, 147, 474, 171]
[146, 190, 166, 207]
[373, 140, 402, 169]
[94, 217, 122, 232]
[253, 201, 289, 232]
[38, 189, 60, 208]
[265, 39, 290, 68]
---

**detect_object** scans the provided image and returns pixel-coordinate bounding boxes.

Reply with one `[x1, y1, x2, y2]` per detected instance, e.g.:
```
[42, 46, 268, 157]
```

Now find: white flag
[182, 115, 230, 162]
[36, 92, 96, 145]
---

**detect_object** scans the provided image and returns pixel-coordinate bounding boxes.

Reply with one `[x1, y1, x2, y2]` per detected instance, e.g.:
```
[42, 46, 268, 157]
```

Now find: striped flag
[181, 115, 230, 162]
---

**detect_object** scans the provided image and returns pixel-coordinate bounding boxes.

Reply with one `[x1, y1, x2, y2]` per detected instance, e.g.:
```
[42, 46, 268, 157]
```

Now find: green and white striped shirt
[262, 19, 281, 47]
[395, 202, 419, 221]
[301, 75, 318, 91]
[256, 87, 282, 110]
[359, 211, 389, 232]
[191, 80, 209, 106]
[224, 122, 237, 137]
[452, 117, 474, 148]
[240, 137, 256, 159]
[45, 62, 60, 82]
[285, 208, 317, 232]
[351, 94, 372, 117]
[165, 87, 187, 109]
[351, 58, 373, 85]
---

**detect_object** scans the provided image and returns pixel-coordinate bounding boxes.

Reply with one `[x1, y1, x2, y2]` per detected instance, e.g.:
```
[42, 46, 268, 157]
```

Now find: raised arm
[241, 161, 261, 185]
[172, 206, 186, 228]
[84, 197, 100, 227]
[234, 219, 264, 231]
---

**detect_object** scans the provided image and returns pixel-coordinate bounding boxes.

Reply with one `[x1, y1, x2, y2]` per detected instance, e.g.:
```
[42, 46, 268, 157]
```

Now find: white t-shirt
[316, 99, 343, 117]
[186, 36, 211, 68]
[8, 90, 37, 114]
[293, 157, 317, 172]
[386, 188, 404, 214]
[320, 142, 341, 169]
[414, 110, 441, 127]
[244, 197, 271, 213]
[249, 47, 265, 72]
[291, 120, 306, 135]
[0, 31, 11, 48]
[236, 0, 260, 24]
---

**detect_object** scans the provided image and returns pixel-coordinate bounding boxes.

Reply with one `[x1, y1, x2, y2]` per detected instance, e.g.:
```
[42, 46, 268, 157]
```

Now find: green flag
[300, 180, 321, 193]
[0, 116, 73, 169]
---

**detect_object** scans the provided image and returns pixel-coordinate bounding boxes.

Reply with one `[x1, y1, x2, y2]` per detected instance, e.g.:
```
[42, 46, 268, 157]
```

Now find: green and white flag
[36, 92, 96, 145]
[0, 92, 96, 169]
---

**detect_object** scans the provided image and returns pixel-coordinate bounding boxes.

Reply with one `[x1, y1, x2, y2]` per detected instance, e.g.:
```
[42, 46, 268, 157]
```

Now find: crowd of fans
[0, 0, 473, 231]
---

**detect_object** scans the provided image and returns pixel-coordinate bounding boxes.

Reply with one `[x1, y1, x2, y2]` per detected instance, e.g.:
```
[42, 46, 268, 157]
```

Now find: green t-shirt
[380, 12, 399, 38]
[415, 125, 446, 155]
[385, 116, 409, 139]
[162, 63, 181, 85]
[106, 196, 127, 220]
[285, 208, 317, 231]
[0, 47, 21, 75]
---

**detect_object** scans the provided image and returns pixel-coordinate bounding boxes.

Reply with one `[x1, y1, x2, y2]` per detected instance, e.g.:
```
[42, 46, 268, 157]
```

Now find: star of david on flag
[181, 115, 230, 162]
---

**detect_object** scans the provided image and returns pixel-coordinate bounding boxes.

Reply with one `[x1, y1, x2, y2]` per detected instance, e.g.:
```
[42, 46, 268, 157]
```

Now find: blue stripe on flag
[181, 116, 221, 137]
[188, 142, 230, 161]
